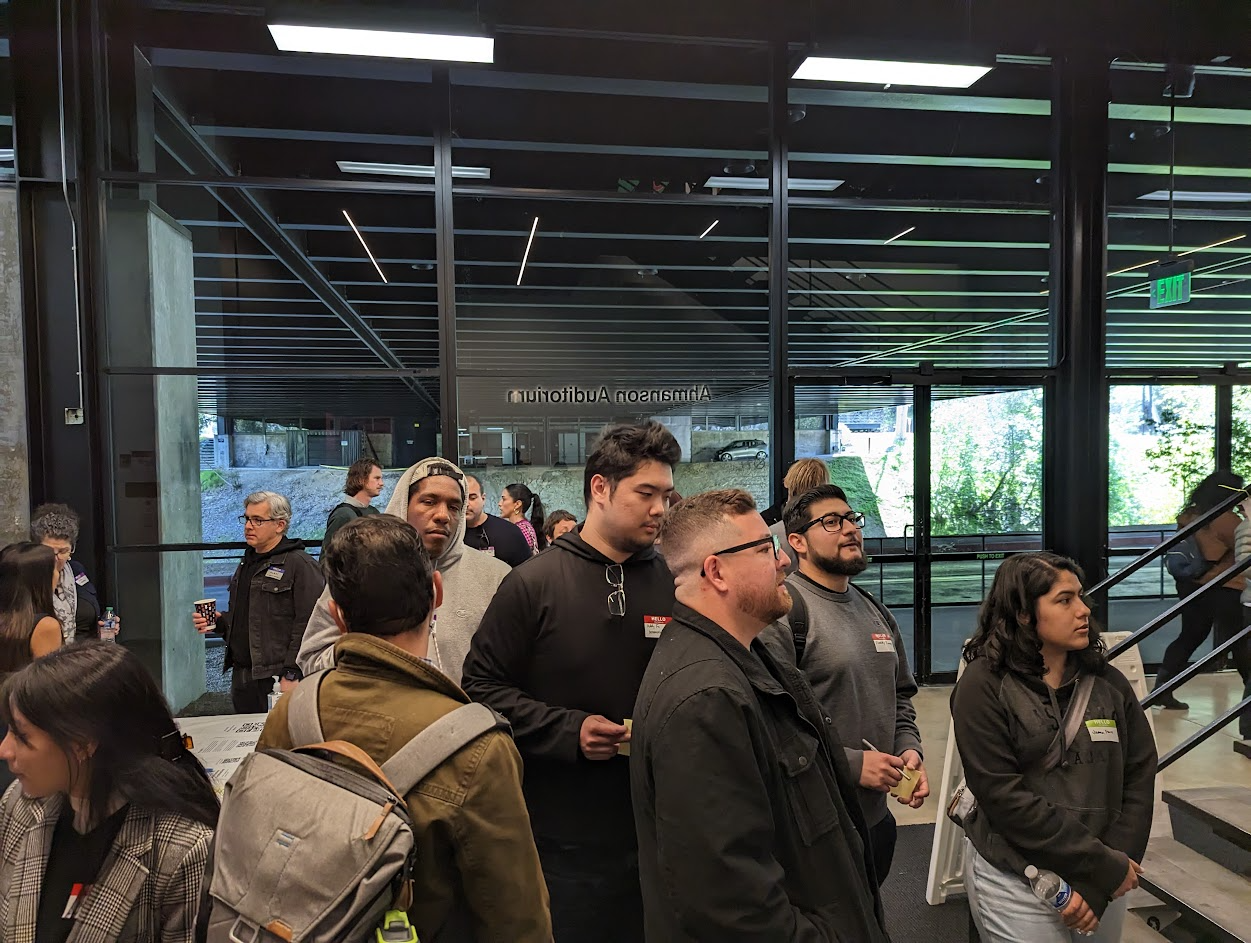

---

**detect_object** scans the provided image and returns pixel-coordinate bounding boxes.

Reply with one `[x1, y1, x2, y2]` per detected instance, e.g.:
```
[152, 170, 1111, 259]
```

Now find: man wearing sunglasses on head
[762, 483, 927, 887]
[632, 489, 887, 942]
[462, 421, 681, 943]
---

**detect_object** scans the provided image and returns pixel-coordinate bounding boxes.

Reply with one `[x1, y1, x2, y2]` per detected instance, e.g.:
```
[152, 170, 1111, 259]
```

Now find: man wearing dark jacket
[462, 474, 531, 568]
[323, 457, 384, 545]
[461, 421, 682, 943]
[632, 489, 889, 943]
[193, 491, 324, 712]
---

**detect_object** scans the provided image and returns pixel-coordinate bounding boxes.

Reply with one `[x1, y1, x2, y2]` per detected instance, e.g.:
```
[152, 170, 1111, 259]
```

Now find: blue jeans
[964, 839, 1127, 943]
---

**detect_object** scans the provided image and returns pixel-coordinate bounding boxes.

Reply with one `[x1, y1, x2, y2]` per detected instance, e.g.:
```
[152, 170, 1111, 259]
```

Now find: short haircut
[784, 484, 850, 536]
[783, 459, 830, 498]
[659, 488, 757, 576]
[344, 457, 381, 495]
[244, 491, 292, 524]
[322, 515, 435, 638]
[464, 474, 481, 492]
[30, 504, 80, 546]
[543, 509, 577, 542]
[583, 421, 682, 507]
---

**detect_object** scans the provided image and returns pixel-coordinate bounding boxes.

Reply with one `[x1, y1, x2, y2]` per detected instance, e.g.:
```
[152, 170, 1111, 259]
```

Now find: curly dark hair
[583, 421, 681, 507]
[963, 551, 1107, 678]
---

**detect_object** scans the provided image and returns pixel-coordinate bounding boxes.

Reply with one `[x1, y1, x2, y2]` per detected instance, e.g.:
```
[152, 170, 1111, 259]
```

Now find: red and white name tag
[643, 615, 671, 639]
[871, 632, 896, 654]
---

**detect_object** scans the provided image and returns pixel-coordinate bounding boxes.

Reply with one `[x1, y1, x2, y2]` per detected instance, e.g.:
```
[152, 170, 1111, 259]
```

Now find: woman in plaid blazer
[0, 642, 218, 943]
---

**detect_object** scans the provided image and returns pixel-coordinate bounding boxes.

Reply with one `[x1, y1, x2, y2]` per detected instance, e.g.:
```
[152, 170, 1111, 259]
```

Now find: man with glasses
[462, 421, 681, 943]
[192, 491, 324, 713]
[765, 483, 927, 886]
[632, 489, 888, 942]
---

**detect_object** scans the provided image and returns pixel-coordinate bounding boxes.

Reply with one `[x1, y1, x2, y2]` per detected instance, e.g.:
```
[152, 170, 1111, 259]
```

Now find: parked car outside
[715, 439, 769, 461]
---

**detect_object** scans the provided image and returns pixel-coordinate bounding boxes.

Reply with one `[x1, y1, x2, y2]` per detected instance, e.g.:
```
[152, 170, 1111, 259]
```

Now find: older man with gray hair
[192, 490, 324, 712]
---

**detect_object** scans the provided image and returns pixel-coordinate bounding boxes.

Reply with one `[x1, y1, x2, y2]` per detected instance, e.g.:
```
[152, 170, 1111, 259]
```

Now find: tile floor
[897, 671, 1250, 828]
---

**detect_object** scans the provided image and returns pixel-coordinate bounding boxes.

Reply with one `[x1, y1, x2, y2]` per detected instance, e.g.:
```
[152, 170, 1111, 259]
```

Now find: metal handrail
[1159, 693, 1251, 770]
[1139, 623, 1251, 708]
[1086, 487, 1247, 599]
[1106, 553, 1251, 659]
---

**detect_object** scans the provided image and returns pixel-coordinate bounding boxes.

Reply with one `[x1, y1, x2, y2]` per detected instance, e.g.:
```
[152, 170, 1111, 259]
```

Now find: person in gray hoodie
[296, 457, 509, 686]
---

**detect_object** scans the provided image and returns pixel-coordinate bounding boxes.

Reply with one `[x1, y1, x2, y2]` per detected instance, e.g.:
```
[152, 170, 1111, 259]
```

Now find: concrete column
[0, 190, 30, 546]
[106, 199, 205, 710]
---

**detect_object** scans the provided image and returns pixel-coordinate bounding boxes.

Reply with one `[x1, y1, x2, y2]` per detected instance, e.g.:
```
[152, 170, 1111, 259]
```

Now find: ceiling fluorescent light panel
[337, 160, 491, 179]
[794, 56, 991, 89]
[269, 24, 493, 63]
[705, 176, 845, 191]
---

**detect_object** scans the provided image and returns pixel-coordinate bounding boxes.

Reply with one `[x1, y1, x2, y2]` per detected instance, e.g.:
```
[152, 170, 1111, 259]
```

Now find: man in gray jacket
[297, 457, 509, 685]
[763, 483, 928, 886]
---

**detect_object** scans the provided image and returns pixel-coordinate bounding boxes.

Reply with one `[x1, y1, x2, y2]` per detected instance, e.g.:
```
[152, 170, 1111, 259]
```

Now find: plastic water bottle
[1025, 864, 1072, 910]
[100, 607, 118, 642]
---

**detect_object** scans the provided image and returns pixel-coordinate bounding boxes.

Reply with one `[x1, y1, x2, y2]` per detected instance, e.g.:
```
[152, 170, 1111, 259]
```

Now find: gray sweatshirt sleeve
[296, 585, 339, 675]
[884, 606, 923, 759]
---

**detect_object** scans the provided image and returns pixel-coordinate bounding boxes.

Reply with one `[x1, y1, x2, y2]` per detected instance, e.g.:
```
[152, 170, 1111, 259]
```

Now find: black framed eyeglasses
[701, 533, 782, 577]
[606, 564, 626, 616]
[796, 511, 866, 535]
[238, 515, 278, 526]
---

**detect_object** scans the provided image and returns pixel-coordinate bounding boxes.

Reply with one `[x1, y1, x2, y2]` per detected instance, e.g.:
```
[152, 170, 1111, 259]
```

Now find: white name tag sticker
[74, 572, 90, 586]
[1085, 719, 1119, 743]
[643, 615, 671, 639]
[871, 632, 896, 654]
[264, 567, 284, 580]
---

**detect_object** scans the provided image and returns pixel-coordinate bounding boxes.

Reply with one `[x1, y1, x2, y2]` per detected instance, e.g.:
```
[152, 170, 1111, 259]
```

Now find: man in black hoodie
[193, 490, 324, 712]
[462, 422, 681, 943]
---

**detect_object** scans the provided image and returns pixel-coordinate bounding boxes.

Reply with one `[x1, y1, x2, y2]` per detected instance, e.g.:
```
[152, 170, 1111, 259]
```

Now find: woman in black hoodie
[952, 552, 1156, 943]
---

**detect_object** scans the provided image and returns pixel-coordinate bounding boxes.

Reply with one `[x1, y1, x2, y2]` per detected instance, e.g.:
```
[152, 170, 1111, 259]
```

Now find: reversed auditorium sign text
[505, 384, 713, 406]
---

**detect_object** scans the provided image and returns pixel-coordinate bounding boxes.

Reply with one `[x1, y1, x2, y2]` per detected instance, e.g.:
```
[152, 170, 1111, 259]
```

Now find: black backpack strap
[786, 581, 810, 666]
[849, 581, 895, 634]
[332, 502, 367, 519]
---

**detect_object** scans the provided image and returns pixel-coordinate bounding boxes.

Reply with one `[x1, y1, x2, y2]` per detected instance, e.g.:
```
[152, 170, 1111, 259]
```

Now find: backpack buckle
[375, 910, 418, 943]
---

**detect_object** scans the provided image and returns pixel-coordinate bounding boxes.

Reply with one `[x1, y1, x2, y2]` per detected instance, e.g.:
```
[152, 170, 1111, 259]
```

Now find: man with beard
[461, 421, 681, 943]
[764, 483, 927, 887]
[631, 489, 888, 942]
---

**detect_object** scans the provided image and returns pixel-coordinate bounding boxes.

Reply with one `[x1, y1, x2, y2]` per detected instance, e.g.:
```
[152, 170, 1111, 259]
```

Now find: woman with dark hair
[1153, 470, 1248, 709]
[0, 543, 64, 675]
[0, 642, 217, 942]
[542, 509, 578, 546]
[952, 552, 1156, 943]
[499, 483, 546, 555]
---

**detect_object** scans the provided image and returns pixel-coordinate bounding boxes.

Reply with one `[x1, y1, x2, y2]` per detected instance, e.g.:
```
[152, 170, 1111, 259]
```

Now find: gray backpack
[202, 669, 508, 943]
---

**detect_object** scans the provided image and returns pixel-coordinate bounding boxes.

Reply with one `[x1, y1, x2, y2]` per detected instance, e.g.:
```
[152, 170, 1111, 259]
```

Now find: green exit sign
[1148, 259, 1194, 309]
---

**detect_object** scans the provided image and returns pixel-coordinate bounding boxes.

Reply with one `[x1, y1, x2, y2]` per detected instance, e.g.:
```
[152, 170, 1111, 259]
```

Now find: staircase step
[1123, 911, 1168, 943]
[1164, 786, 1251, 853]
[1140, 838, 1251, 943]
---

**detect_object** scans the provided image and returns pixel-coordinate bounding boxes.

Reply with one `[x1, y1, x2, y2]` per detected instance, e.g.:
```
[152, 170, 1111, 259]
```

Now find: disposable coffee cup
[194, 598, 218, 628]
[890, 766, 919, 802]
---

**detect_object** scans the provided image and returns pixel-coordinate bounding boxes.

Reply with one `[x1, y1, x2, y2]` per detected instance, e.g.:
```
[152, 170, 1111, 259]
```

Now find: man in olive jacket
[258, 516, 551, 942]
[631, 489, 888, 943]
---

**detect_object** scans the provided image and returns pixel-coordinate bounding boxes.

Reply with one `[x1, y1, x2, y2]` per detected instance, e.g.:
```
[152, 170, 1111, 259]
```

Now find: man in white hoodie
[297, 458, 510, 685]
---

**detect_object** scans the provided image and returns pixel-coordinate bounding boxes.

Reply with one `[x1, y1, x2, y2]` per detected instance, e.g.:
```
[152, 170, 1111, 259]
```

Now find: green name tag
[1085, 719, 1119, 743]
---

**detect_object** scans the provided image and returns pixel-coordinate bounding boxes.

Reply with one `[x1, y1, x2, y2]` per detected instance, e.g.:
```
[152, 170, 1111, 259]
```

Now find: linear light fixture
[699, 220, 720, 239]
[704, 176, 844, 191]
[1139, 190, 1251, 202]
[1108, 234, 1247, 277]
[517, 217, 540, 286]
[342, 210, 388, 284]
[268, 24, 493, 63]
[337, 160, 490, 179]
[884, 226, 916, 245]
[794, 56, 991, 88]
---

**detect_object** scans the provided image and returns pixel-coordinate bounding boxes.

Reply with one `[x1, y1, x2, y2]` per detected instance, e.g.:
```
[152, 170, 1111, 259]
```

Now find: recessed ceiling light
[1139, 189, 1251, 202]
[794, 56, 991, 88]
[337, 160, 491, 179]
[704, 176, 845, 192]
[268, 24, 493, 63]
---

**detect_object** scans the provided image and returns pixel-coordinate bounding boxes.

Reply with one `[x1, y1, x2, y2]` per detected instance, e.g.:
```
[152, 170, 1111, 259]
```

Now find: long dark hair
[0, 642, 219, 828]
[963, 552, 1107, 678]
[1183, 470, 1245, 516]
[504, 483, 547, 549]
[0, 543, 57, 674]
